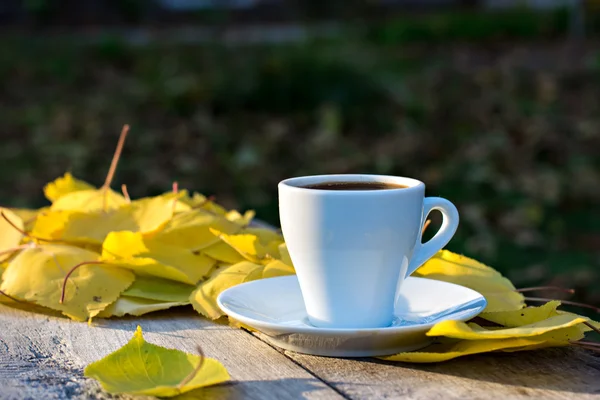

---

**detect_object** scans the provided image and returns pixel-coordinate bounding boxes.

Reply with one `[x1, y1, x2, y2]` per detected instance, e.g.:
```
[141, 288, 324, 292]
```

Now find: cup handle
[405, 197, 459, 277]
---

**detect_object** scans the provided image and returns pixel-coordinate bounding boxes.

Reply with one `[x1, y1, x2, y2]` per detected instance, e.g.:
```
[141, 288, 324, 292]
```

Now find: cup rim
[278, 174, 425, 194]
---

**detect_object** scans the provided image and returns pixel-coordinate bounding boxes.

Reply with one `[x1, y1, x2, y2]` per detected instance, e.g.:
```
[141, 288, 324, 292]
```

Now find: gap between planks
[245, 329, 352, 400]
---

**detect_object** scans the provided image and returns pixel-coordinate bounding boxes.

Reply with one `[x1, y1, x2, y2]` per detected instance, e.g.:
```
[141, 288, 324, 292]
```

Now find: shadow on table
[364, 347, 600, 395]
[0, 301, 226, 336]
[0, 299, 67, 319]
[172, 378, 330, 400]
[91, 307, 233, 336]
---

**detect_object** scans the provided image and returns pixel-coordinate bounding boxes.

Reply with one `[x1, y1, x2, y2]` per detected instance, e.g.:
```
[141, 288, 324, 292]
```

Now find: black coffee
[301, 181, 408, 191]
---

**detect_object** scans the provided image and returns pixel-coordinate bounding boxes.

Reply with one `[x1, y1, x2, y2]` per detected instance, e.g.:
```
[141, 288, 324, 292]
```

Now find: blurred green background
[0, 2, 598, 313]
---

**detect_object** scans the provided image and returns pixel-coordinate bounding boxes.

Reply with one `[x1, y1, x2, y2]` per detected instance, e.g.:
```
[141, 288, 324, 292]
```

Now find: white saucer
[217, 276, 487, 357]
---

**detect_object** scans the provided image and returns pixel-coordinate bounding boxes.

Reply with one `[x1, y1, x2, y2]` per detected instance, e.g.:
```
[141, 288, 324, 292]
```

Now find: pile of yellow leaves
[389, 250, 599, 362]
[0, 171, 294, 322]
[0, 126, 597, 373]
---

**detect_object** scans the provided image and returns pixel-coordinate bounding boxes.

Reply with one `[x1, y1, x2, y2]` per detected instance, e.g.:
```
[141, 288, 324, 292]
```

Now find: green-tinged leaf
[190, 261, 264, 319]
[177, 191, 227, 215]
[123, 276, 195, 302]
[84, 326, 229, 397]
[243, 227, 283, 246]
[380, 325, 584, 363]
[480, 301, 561, 327]
[202, 241, 245, 264]
[0, 245, 134, 320]
[556, 310, 600, 332]
[102, 231, 215, 284]
[97, 296, 189, 317]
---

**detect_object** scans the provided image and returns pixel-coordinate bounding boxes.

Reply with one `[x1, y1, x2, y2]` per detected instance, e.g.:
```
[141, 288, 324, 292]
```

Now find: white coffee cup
[278, 174, 459, 329]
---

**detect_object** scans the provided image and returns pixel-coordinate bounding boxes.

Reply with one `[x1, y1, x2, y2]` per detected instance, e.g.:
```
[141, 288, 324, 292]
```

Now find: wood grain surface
[0, 304, 342, 400]
[1, 302, 599, 400]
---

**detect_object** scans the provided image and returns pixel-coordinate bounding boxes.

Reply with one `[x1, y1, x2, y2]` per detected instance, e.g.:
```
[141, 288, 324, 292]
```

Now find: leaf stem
[421, 219, 431, 238]
[178, 345, 205, 390]
[172, 182, 179, 214]
[0, 211, 57, 243]
[0, 289, 24, 303]
[1, 211, 28, 237]
[121, 184, 131, 203]
[524, 297, 600, 313]
[24, 214, 38, 226]
[574, 340, 600, 347]
[571, 342, 600, 353]
[60, 261, 106, 304]
[516, 286, 576, 294]
[583, 321, 600, 336]
[102, 124, 129, 211]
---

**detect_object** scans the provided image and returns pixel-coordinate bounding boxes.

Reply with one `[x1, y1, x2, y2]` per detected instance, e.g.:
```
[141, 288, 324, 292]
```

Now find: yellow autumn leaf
[177, 191, 209, 208]
[203, 200, 228, 216]
[228, 317, 256, 332]
[44, 173, 95, 202]
[202, 241, 245, 264]
[0, 208, 24, 262]
[208, 230, 262, 263]
[102, 231, 215, 284]
[225, 210, 255, 226]
[0, 261, 8, 299]
[245, 226, 285, 263]
[84, 326, 229, 397]
[51, 189, 128, 212]
[243, 227, 283, 246]
[177, 191, 227, 215]
[150, 209, 240, 251]
[0, 244, 134, 320]
[9, 207, 46, 231]
[262, 259, 295, 279]
[209, 229, 277, 264]
[480, 301, 561, 327]
[277, 243, 293, 266]
[97, 296, 189, 318]
[123, 276, 195, 303]
[190, 261, 264, 319]
[31, 210, 72, 242]
[381, 325, 584, 363]
[35, 194, 178, 245]
[414, 250, 525, 312]
[426, 314, 588, 340]
[157, 189, 193, 213]
[556, 310, 600, 333]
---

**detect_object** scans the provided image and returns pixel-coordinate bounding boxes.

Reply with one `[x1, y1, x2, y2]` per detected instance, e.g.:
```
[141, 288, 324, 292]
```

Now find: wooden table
[1, 303, 599, 400]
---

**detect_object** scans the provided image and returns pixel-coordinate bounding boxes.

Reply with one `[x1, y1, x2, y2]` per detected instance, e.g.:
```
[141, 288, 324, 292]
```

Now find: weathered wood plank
[4, 299, 599, 400]
[280, 343, 600, 400]
[0, 304, 344, 400]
